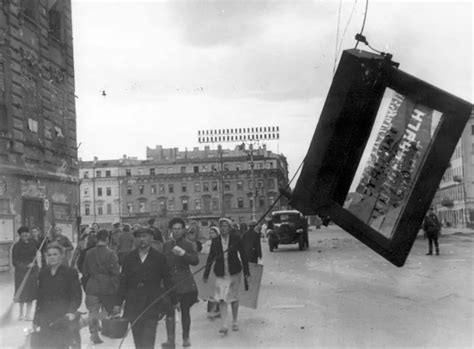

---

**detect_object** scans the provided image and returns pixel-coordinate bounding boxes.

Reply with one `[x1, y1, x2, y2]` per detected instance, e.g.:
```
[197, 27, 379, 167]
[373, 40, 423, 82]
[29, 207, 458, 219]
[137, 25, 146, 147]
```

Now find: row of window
[126, 179, 275, 196]
[84, 193, 277, 216]
[82, 161, 275, 179]
[434, 185, 464, 205]
[442, 165, 463, 184]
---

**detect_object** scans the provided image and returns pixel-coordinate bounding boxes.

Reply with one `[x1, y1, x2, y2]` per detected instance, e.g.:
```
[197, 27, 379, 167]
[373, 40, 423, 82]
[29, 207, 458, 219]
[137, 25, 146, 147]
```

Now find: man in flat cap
[114, 228, 176, 348]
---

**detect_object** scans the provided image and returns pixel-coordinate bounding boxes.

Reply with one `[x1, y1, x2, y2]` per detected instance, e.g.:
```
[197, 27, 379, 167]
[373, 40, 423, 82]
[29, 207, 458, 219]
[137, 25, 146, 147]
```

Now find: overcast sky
[72, 0, 472, 177]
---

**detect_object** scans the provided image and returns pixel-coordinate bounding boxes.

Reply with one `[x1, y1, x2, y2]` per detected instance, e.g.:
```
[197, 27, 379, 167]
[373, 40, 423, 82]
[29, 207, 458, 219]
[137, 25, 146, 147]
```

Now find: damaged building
[0, 0, 78, 270]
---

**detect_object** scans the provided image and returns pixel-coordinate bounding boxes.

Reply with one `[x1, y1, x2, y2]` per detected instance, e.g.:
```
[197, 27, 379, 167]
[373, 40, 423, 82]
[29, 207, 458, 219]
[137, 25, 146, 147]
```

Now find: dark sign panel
[289, 49, 472, 266]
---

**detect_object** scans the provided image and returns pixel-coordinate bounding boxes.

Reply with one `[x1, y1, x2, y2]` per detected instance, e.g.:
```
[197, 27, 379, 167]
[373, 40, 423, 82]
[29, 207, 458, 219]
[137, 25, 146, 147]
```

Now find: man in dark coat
[241, 220, 262, 263]
[114, 228, 176, 349]
[148, 218, 164, 243]
[423, 207, 441, 255]
[162, 217, 200, 348]
[82, 229, 120, 344]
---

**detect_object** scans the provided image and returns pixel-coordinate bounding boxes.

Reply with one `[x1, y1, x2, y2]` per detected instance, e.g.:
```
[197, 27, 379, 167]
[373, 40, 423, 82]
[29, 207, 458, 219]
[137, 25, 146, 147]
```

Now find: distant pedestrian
[149, 218, 164, 243]
[109, 222, 122, 254]
[162, 218, 200, 348]
[203, 218, 250, 335]
[117, 223, 135, 266]
[242, 220, 262, 263]
[186, 227, 203, 253]
[82, 229, 120, 344]
[114, 228, 177, 349]
[423, 207, 441, 255]
[12, 226, 38, 321]
[33, 243, 82, 349]
[52, 226, 74, 266]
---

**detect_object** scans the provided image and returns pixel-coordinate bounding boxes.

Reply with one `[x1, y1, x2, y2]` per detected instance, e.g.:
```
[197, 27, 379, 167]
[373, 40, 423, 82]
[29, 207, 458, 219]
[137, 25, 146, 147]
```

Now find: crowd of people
[11, 216, 263, 349]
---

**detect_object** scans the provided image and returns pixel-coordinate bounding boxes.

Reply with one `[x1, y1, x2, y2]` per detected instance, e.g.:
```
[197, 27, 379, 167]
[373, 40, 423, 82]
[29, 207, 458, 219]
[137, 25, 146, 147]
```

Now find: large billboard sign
[289, 49, 472, 266]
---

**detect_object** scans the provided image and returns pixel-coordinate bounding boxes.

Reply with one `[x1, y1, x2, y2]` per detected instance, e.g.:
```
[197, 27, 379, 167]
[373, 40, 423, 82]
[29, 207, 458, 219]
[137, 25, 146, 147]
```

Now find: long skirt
[14, 265, 38, 303]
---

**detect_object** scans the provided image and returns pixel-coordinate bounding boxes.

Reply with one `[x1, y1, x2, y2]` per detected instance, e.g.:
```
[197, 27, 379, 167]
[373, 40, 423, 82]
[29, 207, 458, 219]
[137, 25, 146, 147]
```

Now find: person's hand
[113, 306, 121, 315]
[65, 313, 76, 321]
[203, 277, 208, 284]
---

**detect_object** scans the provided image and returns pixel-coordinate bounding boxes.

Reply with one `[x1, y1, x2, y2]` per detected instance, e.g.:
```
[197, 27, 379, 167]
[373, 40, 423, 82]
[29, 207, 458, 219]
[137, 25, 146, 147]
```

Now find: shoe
[24, 316, 33, 321]
[183, 338, 191, 347]
[436, 250, 440, 255]
[18, 315, 24, 321]
[91, 332, 104, 344]
[219, 326, 228, 335]
[426, 252, 432, 255]
[161, 341, 175, 349]
[207, 311, 220, 319]
[232, 323, 239, 331]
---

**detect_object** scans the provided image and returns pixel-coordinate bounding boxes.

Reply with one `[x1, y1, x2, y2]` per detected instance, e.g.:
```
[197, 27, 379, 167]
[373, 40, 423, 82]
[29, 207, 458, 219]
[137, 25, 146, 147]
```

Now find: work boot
[161, 316, 175, 349]
[91, 332, 104, 344]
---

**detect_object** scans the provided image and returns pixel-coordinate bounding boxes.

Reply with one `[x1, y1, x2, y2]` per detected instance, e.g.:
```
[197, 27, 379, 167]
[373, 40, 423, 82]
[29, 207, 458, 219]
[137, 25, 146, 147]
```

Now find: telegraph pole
[249, 143, 256, 221]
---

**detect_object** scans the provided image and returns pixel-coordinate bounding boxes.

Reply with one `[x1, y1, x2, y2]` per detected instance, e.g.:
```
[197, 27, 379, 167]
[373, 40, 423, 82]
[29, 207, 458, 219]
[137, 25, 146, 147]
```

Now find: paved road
[0, 226, 472, 348]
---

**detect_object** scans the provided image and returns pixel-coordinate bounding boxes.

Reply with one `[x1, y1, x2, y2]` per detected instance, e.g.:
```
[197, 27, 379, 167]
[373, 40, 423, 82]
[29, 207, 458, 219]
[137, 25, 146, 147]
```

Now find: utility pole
[218, 144, 225, 217]
[249, 143, 256, 221]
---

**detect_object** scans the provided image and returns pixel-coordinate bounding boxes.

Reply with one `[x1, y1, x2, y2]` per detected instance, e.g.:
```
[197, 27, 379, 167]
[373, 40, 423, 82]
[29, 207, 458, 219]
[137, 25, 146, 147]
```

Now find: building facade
[78, 157, 124, 229]
[432, 108, 474, 228]
[0, 0, 78, 269]
[79, 144, 289, 231]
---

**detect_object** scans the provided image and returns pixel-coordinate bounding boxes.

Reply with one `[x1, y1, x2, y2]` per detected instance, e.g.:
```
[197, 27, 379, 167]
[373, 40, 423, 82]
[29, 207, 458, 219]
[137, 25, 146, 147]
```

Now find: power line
[333, 0, 343, 75]
[337, 0, 358, 58]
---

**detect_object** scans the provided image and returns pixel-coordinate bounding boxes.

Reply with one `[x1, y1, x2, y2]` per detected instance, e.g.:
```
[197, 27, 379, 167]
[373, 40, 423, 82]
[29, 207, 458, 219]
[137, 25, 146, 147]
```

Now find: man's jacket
[82, 244, 120, 296]
[117, 247, 176, 321]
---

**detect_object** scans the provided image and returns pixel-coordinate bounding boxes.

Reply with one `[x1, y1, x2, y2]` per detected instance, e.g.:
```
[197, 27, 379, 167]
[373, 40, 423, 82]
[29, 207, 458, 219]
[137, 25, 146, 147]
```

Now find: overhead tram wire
[118, 158, 306, 348]
[336, 0, 358, 59]
[333, 0, 343, 75]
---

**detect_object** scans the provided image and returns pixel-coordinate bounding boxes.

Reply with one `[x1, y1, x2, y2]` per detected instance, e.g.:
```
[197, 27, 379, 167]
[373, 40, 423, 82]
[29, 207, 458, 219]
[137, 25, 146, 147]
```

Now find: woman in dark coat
[33, 243, 82, 349]
[12, 226, 38, 321]
[162, 217, 200, 348]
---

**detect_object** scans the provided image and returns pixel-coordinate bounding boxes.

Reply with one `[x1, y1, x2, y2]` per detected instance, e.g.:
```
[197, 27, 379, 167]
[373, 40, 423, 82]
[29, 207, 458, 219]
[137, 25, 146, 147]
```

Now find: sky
[72, 0, 473, 178]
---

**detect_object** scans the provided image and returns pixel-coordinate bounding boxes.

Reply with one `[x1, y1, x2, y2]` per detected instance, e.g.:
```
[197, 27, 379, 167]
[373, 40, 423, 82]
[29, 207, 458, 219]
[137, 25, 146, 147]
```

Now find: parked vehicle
[267, 210, 308, 251]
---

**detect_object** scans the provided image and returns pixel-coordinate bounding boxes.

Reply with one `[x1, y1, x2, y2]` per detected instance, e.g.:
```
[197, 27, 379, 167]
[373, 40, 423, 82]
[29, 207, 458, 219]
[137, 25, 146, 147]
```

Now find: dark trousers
[428, 235, 439, 253]
[131, 317, 158, 349]
[165, 291, 197, 341]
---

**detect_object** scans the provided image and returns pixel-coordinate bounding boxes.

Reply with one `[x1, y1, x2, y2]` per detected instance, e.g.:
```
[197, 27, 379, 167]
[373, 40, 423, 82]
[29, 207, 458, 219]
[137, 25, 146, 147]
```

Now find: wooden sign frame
[289, 49, 472, 266]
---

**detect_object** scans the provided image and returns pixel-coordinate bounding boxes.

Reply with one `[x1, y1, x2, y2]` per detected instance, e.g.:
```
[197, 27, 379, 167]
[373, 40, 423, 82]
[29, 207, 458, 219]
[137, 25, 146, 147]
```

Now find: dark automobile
[268, 210, 308, 251]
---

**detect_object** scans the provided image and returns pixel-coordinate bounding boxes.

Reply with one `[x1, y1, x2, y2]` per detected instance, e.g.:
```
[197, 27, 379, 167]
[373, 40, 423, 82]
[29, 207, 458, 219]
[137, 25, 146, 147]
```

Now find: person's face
[171, 223, 185, 240]
[55, 227, 62, 236]
[187, 231, 196, 242]
[92, 223, 99, 231]
[209, 229, 218, 239]
[137, 232, 152, 249]
[220, 221, 230, 236]
[20, 232, 30, 242]
[46, 248, 63, 266]
[31, 228, 39, 239]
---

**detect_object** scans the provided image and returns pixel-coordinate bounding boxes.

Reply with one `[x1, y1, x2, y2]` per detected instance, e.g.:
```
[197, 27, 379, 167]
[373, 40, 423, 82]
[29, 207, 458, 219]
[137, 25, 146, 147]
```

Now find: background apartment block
[0, 0, 78, 269]
[79, 144, 289, 231]
[432, 109, 474, 228]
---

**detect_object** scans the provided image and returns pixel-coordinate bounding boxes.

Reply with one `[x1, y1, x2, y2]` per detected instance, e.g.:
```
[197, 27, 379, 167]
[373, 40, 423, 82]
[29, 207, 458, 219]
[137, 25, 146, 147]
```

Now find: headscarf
[218, 218, 233, 227]
[209, 226, 220, 236]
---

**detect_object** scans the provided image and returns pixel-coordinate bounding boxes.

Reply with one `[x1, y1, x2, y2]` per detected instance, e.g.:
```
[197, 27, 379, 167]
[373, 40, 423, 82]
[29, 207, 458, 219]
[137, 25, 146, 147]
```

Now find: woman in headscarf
[12, 226, 39, 321]
[203, 218, 250, 335]
[32, 243, 82, 348]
